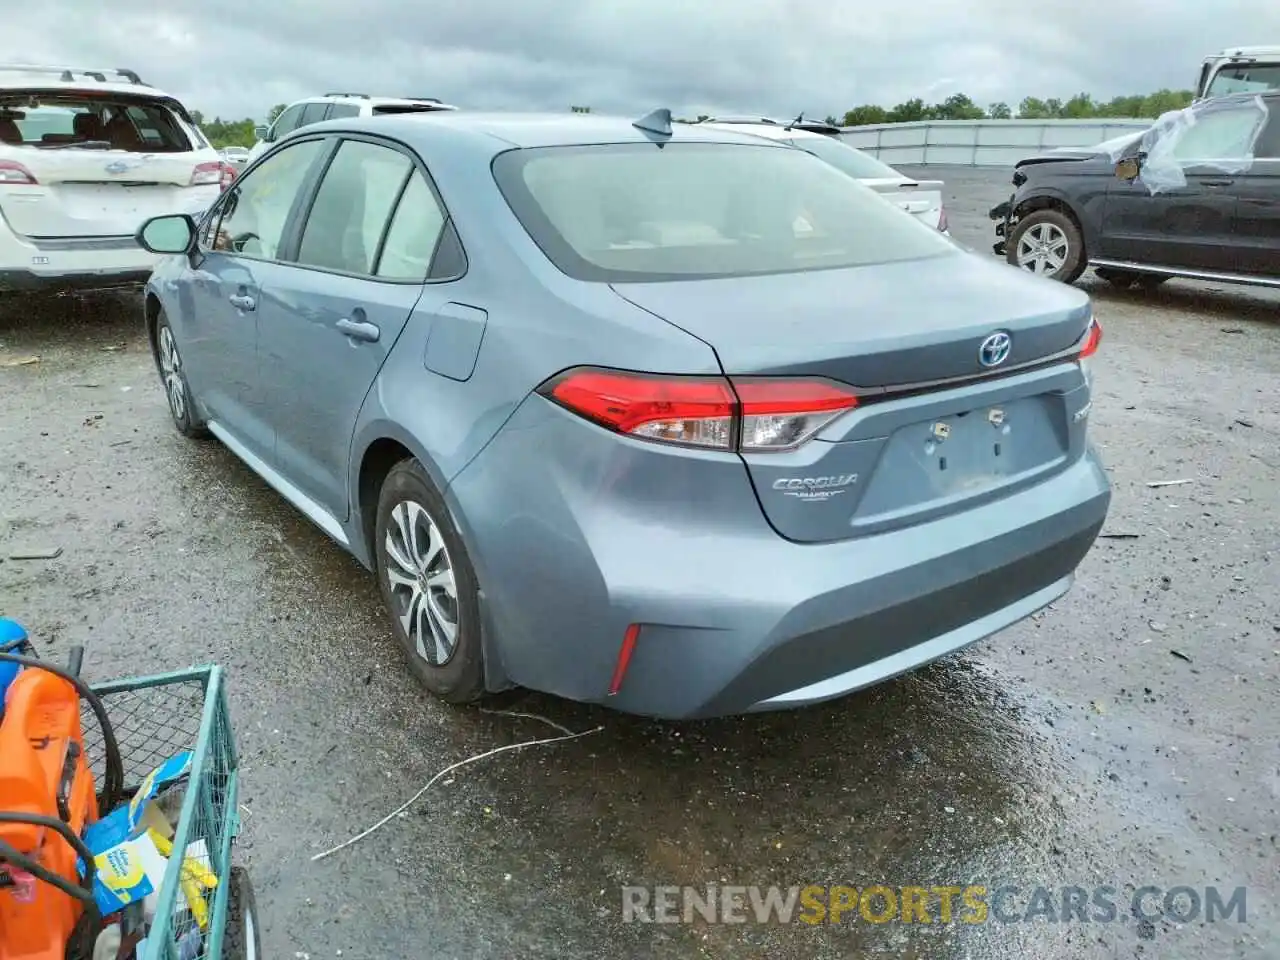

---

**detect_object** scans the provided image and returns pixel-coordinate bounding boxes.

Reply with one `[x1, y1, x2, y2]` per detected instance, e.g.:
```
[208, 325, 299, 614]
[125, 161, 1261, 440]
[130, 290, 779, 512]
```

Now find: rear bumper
[449, 396, 1112, 720]
[0, 221, 160, 294]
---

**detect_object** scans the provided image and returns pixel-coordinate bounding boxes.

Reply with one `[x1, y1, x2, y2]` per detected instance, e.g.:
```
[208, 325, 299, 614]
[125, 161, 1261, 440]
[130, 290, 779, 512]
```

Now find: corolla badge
[773, 474, 858, 501]
[978, 331, 1012, 368]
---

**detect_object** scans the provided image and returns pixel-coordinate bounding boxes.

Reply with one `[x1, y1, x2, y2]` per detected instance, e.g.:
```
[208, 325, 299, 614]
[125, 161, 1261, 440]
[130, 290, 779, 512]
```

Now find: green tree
[987, 101, 1012, 120]
[842, 104, 888, 126]
[1061, 93, 1095, 118]
[1141, 88, 1193, 117]
[1018, 97, 1052, 119]
[886, 98, 928, 123]
[267, 103, 287, 124]
[932, 93, 985, 120]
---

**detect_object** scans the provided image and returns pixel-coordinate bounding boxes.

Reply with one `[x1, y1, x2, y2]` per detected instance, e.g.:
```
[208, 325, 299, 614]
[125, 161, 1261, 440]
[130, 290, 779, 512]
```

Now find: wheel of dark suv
[153, 308, 208, 439]
[374, 458, 485, 702]
[1006, 209, 1087, 284]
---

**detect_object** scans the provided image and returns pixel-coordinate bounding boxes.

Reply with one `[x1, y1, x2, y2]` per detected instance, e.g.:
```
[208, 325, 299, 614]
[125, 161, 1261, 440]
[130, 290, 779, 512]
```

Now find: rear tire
[374, 458, 485, 703]
[1007, 209, 1087, 284]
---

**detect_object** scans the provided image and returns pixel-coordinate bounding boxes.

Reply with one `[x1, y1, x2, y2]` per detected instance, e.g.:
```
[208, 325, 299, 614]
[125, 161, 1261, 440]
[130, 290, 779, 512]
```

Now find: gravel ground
[1, 165, 1277, 959]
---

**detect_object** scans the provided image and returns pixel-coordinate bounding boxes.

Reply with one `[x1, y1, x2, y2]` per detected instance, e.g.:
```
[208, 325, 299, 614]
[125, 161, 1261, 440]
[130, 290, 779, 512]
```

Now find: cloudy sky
[7, 1, 1279, 122]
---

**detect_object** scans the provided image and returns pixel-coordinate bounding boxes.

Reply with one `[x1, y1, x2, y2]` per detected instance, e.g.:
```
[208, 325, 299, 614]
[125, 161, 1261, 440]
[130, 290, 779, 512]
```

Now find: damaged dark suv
[991, 91, 1280, 289]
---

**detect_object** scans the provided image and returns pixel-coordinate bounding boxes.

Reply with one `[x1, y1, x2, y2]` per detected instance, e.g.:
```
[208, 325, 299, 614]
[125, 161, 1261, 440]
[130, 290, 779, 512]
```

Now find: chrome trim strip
[1090, 258, 1280, 289]
[206, 420, 350, 547]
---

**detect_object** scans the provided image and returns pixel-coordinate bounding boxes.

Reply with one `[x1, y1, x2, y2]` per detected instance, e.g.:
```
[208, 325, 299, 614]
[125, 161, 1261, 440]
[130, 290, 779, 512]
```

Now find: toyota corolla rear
[449, 136, 1110, 719]
[0, 84, 229, 292]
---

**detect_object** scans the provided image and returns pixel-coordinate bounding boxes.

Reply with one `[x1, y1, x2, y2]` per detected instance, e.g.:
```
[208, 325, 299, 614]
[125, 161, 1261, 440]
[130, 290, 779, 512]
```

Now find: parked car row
[133, 105, 1109, 719]
[0, 63, 234, 294]
[992, 90, 1279, 290]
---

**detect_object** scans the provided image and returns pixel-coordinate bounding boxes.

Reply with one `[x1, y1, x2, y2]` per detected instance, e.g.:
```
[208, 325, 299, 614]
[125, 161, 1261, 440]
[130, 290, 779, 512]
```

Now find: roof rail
[406, 97, 442, 103]
[0, 63, 146, 85]
[324, 92, 370, 99]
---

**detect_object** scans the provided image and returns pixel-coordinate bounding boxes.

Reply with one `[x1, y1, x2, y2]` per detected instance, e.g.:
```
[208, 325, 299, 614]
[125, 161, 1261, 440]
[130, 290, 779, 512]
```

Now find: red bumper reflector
[608, 624, 641, 696]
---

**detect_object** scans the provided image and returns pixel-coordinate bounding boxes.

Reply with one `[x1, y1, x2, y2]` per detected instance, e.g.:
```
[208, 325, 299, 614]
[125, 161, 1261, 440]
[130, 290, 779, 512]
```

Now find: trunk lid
[611, 251, 1095, 543]
[861, 177, 944, 231]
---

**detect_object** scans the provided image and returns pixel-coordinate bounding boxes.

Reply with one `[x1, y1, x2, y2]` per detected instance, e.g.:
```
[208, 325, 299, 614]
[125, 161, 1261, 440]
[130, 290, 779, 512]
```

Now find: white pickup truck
[1196, 46, 1280, 101]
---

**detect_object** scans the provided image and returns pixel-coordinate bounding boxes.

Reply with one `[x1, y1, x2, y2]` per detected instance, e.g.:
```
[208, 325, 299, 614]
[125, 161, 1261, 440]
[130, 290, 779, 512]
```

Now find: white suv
[0, 64, 233, 295]
[247, 93, 459, 164]
[696, 117, 949, 234]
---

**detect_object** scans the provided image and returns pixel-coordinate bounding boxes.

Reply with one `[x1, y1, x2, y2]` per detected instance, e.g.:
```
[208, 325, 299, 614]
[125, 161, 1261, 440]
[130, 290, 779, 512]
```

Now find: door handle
[228, 293, 256, 311]
[336, 317, 380, 343]
[1198, 178, 1234, 187]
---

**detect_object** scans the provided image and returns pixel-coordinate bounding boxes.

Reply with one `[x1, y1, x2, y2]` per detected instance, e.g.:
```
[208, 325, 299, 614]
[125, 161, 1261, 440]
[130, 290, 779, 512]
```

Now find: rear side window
[376, 172, 447, 279]
[327, 103, 360, 120]
[492, 142, 954, 282]
[296, 140, 414, 275]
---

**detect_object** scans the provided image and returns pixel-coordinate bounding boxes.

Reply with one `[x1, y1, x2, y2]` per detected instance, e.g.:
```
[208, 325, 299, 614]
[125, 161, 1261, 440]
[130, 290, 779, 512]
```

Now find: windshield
[787, 135, 904, 180]
[0, 92, 192, 152]
[492, 142, 954, 283]
[1205, 64, 1280, 98]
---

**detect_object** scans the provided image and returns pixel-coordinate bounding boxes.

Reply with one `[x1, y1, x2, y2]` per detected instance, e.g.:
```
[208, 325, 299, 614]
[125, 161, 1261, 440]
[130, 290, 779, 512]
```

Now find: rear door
[0, 90, 220, 238]
[256, 136, 452, 518]
[1228, 110, 1280, 276]
[180, 137, 327, 456]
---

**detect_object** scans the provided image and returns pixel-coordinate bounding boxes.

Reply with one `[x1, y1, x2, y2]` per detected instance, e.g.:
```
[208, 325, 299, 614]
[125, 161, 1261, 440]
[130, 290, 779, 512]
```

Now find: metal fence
[837, 119, 1152, 167]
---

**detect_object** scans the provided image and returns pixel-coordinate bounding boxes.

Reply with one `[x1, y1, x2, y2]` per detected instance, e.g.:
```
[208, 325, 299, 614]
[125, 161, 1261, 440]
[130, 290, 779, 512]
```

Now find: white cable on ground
[310, 722, 604, 863]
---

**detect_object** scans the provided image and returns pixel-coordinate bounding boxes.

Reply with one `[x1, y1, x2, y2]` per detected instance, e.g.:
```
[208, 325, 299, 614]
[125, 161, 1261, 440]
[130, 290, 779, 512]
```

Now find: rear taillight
[1079, 316, 1102, 359]
[191, 161, 237, 190]
[0, 160, 37, 185]
[538, 367, 860, 452]
[937, 204, 948, 232]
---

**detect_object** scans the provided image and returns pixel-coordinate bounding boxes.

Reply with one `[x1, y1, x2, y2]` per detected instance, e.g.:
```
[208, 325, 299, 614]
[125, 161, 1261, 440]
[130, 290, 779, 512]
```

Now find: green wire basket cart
[80, 664, 260, 959]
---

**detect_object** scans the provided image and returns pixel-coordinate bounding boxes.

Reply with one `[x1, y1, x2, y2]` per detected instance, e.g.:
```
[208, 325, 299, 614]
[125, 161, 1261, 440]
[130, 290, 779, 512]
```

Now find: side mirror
[137, 214, 197, 255]
[254, 124, 270, 142]
[1115, 156, 1142, 181]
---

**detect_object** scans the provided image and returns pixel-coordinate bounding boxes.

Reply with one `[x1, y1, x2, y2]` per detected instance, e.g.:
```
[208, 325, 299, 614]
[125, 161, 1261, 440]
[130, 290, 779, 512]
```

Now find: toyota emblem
[978, 331, 1012, 368]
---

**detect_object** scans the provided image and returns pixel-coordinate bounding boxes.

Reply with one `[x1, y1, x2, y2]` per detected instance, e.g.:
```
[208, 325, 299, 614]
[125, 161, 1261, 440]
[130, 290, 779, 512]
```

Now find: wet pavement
[2, 166, 1278, 959]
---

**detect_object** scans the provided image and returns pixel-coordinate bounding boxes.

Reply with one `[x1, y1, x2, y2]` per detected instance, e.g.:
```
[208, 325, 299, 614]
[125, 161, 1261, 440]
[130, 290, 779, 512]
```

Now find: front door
[257, 137, 453, 519]
[181, 136, 327, 461]
[1100, 101, 1268, 272]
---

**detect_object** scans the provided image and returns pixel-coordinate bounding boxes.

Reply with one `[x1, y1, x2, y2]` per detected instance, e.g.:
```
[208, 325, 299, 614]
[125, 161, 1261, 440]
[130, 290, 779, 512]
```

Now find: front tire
[374, 458, 485, 703]
[153, 310, 208, 439]
[1007, 209, 1087, 284]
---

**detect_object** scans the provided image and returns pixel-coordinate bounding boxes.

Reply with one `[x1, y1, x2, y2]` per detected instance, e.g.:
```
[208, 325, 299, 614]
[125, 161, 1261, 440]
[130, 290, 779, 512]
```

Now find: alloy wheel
[1016, 222, 1070, 276]
[383, 500, 459, 666]
[157, 326, 187, 422]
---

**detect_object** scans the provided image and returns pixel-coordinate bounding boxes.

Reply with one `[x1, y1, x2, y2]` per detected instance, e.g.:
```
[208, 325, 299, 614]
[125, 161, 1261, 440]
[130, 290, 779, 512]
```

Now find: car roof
[301, 110, 797, 150]
[299, 94, 459, 110]
[0, 64, 175, 100]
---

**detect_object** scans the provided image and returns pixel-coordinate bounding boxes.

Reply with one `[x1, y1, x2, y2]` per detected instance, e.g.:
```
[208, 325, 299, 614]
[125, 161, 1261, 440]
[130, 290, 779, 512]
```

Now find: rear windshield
[492, 142, 953, 282]
[787, 136, 904, 180]
[0, 92, 193, 153]
[1206, 65, 1280, 98]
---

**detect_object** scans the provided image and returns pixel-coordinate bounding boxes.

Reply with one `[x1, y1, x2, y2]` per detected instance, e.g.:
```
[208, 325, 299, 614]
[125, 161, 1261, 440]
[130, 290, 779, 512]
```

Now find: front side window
[207, 138, 324, 260]
[1167, 106, 1268, 161]
[270, 104, 305, 140]
[492, 142, 954, 282]
[298, 102, 330, 129]
[296, 139, 413, 275]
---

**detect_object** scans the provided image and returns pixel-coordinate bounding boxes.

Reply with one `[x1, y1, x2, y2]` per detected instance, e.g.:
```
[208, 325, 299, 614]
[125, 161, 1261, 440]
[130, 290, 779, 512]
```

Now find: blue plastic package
[0, 617, 29, 703]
